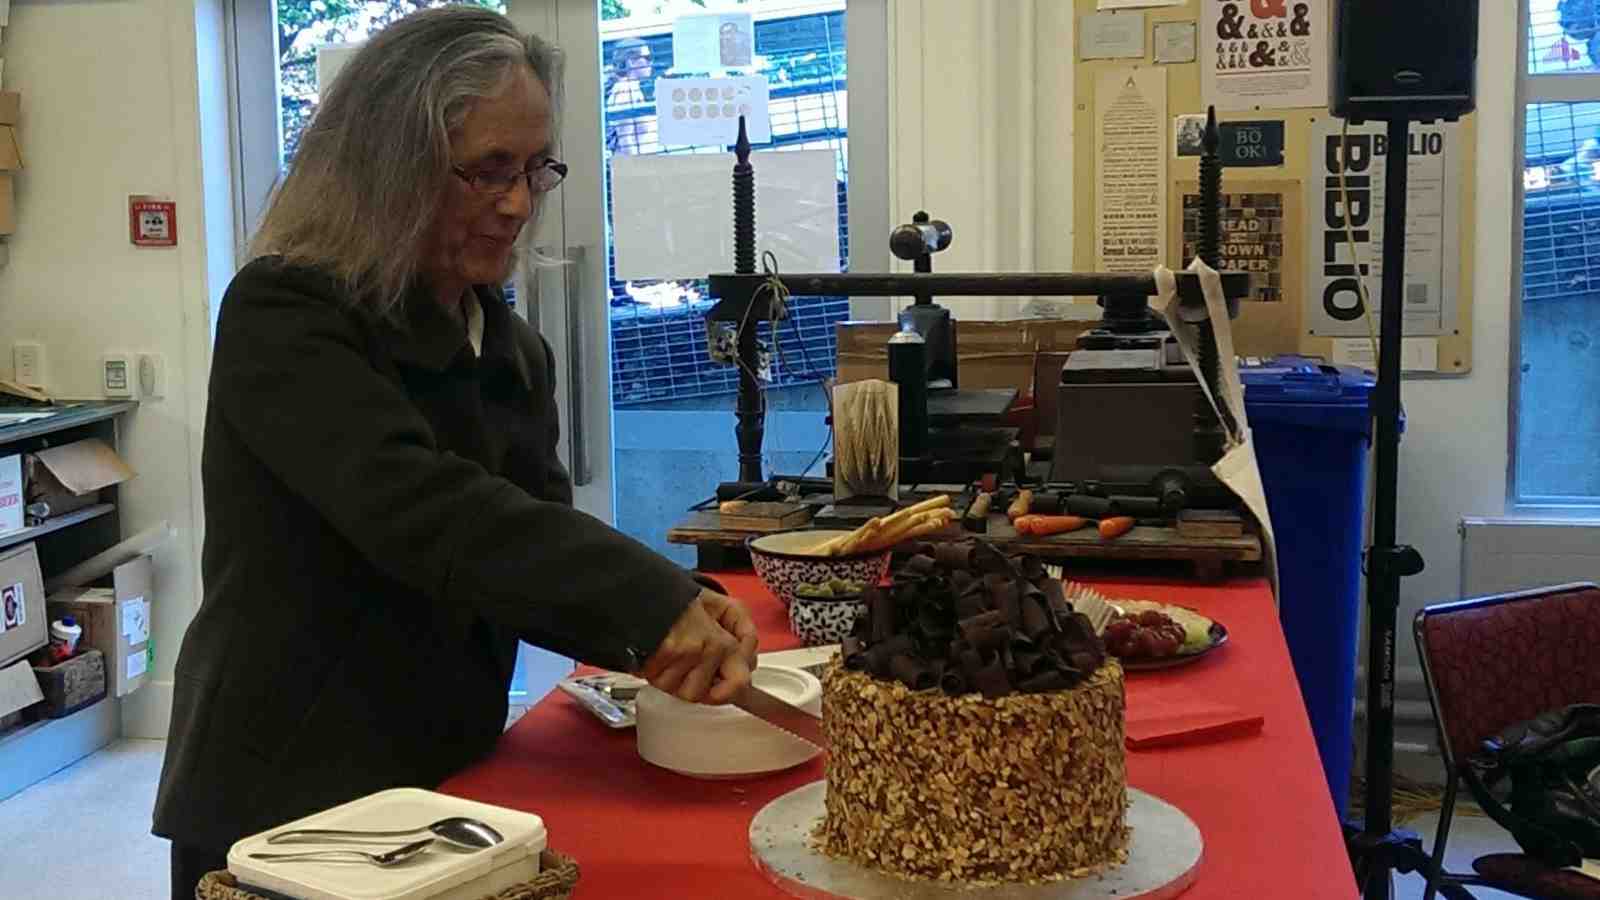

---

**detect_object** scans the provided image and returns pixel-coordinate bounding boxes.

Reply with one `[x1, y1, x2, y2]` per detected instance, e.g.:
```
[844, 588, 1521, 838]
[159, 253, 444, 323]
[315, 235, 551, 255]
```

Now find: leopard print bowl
[746, 530, 891, 607]
[789, 593, 869, 647]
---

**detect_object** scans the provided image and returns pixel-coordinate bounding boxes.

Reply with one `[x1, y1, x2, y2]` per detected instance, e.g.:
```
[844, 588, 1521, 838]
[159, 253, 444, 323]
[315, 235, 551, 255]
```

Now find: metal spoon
[266, 816, 504, 851]
[250, 838, 434, 867]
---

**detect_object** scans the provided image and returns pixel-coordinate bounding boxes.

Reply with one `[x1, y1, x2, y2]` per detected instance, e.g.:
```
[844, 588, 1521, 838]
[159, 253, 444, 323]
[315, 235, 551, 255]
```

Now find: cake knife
[732, 683, 826, 750]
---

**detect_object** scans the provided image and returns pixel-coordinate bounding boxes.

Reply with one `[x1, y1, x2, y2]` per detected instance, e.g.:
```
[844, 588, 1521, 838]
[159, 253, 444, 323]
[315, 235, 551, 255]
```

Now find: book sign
[1303, 119, 1462, 338]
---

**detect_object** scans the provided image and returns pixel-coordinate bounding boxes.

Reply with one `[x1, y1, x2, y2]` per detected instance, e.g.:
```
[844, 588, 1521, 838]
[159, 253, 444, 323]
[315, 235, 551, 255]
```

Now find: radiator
[1459, 518, 1600, 597]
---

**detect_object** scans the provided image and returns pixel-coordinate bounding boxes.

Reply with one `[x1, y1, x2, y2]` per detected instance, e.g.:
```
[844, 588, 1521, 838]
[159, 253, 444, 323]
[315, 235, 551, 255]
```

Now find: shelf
[0, 504, 116, 552]
[0, 696, 121, 803]
[0, 401, 138, 446]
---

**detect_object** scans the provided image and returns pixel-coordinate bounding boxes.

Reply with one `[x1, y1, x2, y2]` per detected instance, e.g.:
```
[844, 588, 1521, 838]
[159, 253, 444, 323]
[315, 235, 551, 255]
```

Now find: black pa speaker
[1331, 0, 1478, 122]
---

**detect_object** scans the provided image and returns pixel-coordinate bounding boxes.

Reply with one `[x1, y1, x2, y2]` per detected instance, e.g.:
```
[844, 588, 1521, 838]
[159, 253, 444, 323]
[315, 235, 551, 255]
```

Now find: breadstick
[890, 495, 952, 523]
[1008, 489, 1033, 522]
[858, 510, 936, 553]
[834, 516, 886, 557]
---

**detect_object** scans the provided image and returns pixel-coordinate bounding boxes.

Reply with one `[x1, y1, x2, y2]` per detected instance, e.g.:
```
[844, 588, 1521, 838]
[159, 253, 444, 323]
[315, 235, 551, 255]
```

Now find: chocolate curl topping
[1020, 590, 1052, 640]
[890, 653, 942, 691]
[868, 586, 897, 644]
[1019, 670, 1071, 693]
[958, 610, 1010, 654]
[841, 538, 1108, 696]
[973, 656, 1012, 699]
[950, 569, 976, 596]
[934, 541, 976, 571]
[940, 668, 969, 696]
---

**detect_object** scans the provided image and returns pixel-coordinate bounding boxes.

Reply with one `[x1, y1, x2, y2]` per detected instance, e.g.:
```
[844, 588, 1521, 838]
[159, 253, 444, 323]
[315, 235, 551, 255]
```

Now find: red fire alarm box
[129, 197, 177, 247]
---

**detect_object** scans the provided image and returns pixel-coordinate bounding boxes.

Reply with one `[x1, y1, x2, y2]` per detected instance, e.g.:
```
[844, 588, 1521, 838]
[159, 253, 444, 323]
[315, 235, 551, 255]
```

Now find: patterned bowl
[789, 593, 868, 647]
[746, 530, 891, 607]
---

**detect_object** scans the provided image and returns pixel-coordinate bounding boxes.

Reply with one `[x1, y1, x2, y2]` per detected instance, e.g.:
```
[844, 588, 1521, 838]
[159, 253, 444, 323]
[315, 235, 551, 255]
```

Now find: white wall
[1388, 1, 1516, 672]
[0, 0, 231, 738]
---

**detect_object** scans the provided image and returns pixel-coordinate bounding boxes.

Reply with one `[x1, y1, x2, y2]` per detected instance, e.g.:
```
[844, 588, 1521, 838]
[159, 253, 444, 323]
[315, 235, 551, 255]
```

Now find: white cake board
[749, 782, 1202, 900]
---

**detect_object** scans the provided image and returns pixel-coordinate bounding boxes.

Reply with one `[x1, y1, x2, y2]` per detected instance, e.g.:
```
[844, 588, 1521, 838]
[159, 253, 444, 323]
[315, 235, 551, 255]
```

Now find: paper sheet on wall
[1303, 119, 1462, 338]
[1080, 13, 1146, 60]
[1156, 262, 1279, 600]
[1200, 0, 1327, 110]
[656, 75, 771, 146]
[127, 649, 147, 682]
[121, 596, 149, 644]
[1095, 69, 1167, 274]
[1154, 21, 1198, 64]
[672, 12, 755, 71]
[611, 149, 840, 281]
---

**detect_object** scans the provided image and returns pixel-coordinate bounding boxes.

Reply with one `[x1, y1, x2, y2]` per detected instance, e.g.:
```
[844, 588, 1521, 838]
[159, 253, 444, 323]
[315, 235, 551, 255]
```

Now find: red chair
[1414, 582, 1600, 900]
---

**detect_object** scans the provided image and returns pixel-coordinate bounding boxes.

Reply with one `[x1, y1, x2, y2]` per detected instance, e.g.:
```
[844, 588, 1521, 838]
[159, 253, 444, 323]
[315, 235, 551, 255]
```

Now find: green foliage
[275, 0, 504, 161]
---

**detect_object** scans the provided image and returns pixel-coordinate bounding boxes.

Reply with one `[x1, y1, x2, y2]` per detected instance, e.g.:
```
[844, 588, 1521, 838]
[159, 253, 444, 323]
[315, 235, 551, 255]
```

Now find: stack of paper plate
[227, 789, 545, 900]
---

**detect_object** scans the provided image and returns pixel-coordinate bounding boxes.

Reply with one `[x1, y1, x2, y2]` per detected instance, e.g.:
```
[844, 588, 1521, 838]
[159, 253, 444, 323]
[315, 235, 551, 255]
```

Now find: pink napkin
[1126, 701, 1263, 750]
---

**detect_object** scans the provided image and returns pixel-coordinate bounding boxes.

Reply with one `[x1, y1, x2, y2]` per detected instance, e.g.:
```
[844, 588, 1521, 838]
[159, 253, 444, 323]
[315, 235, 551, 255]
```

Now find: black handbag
[1467, 703, 1600, 868]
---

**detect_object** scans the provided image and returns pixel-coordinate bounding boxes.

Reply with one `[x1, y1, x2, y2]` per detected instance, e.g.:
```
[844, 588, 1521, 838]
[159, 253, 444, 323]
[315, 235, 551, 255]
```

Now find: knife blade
[732, 683, 826, 751]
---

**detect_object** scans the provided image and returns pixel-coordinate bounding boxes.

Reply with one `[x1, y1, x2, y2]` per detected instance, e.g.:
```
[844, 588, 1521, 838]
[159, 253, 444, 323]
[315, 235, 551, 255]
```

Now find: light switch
[12, 342, 44, 387]
[138, 353, 166, 399]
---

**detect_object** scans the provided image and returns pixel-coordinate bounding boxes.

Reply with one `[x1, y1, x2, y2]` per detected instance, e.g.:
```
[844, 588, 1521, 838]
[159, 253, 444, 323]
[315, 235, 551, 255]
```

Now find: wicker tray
[195, 849, 579, 900]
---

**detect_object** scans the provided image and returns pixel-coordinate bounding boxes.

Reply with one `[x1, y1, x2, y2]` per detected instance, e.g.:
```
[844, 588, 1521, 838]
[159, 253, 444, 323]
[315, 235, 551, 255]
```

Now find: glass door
[518, 0, 880, 568]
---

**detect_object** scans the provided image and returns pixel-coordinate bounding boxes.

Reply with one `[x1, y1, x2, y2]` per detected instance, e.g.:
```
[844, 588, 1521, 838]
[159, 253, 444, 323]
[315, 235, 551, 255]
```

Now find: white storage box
[227, 788, 546, 900]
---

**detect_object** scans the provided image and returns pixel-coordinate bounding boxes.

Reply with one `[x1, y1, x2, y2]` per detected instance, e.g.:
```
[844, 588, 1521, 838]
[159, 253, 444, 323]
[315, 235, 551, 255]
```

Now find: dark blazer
[153, 258, 700, 853]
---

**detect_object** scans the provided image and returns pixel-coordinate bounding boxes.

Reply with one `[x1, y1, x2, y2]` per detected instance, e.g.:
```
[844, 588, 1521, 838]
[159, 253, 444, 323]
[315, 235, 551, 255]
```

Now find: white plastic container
[227, 788, 546, 900]
[48, 616, 82, 655]
[636, 664, 821, 779]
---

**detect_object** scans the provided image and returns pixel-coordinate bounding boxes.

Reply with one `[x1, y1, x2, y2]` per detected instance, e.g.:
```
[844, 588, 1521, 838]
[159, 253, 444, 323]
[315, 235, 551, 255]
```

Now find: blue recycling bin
[1240, 355, 1383, 820]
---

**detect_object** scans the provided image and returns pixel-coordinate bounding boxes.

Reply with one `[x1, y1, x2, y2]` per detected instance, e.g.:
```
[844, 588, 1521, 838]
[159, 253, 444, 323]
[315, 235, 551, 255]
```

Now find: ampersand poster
[1201, 0, 1327, 111]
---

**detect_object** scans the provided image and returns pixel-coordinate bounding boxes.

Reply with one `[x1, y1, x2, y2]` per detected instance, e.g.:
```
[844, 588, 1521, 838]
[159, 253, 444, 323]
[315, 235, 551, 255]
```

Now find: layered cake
[815, 542, 1128, 883]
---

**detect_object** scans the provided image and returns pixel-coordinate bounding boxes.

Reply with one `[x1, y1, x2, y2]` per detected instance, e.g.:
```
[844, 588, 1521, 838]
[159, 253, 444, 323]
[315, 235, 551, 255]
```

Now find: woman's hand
[639, 589, 760, 704]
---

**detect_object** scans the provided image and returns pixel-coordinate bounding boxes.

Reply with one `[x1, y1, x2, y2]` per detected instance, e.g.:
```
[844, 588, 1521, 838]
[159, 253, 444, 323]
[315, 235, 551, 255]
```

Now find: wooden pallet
[666, 508, 1262, 581]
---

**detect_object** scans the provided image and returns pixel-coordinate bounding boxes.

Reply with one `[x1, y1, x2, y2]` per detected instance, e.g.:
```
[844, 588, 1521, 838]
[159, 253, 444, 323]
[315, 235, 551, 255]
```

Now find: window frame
[1508, 0, 1600, 516]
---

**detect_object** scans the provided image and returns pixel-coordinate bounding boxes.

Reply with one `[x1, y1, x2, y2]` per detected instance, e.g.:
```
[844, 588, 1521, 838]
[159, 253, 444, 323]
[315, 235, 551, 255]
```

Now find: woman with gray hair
[152, 8, 758, 895]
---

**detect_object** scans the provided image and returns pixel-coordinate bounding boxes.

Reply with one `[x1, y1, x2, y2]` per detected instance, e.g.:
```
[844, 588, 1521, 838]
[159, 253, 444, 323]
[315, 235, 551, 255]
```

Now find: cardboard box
[25, 439, 136, 519]
[0, 173, 14, 236]
[0, 126, 19, 172]
[0, 659, 44, 723]
[0, 543, 46, 669]
[0, 453, 22, 536]
[48, 554, 153, 697]
[33, 649, 106, 719]
[836, 318, 1100, 391]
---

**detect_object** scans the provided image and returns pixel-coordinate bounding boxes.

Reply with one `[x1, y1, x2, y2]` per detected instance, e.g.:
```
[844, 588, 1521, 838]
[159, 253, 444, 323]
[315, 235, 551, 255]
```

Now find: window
[1513, 1, 1600, 507]
[277, 1, 507, 166]
[601, 4, 851, 408]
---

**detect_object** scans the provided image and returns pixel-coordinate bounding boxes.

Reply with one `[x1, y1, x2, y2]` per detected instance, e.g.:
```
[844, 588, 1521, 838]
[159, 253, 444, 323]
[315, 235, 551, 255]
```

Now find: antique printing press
[704, 114, 1248, 522]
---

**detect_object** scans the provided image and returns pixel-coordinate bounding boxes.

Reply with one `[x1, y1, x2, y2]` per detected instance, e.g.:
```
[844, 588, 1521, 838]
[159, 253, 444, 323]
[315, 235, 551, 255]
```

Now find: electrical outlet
[102, 353, 135, 399]
[12, 342, 45, 388]
[138, 353, 166, 399]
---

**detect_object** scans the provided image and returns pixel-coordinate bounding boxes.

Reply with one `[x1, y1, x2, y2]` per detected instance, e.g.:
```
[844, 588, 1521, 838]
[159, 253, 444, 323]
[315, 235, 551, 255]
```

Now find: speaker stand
[1339, 116, 1436, 900]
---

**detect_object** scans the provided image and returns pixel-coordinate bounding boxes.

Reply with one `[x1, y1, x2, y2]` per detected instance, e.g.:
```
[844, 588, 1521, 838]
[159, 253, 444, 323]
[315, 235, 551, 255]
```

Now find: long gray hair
[250, 6, 563, 318]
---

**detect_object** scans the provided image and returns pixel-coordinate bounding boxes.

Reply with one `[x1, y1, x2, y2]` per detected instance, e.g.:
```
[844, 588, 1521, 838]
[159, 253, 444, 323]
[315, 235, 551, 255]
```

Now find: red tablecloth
[441, 573, 1357, 898]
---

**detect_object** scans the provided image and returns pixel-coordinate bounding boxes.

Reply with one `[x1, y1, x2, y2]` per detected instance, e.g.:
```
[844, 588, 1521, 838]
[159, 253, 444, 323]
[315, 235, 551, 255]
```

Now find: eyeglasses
[451, 157, 568, 196]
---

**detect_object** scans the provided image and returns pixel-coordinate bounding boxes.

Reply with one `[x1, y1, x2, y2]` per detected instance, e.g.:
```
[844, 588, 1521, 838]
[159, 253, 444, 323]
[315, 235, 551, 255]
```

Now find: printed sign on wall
[1201, 0, 1327, 111]
[1303, 120, 1462, 337]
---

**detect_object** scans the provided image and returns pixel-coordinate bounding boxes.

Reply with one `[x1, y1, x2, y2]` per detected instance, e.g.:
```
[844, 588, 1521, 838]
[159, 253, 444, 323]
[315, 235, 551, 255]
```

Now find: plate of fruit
[1066, 583, 1228, 671]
